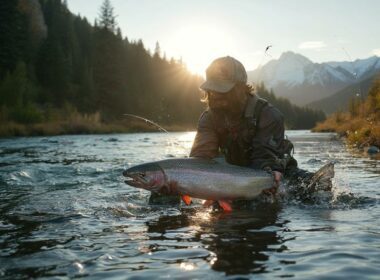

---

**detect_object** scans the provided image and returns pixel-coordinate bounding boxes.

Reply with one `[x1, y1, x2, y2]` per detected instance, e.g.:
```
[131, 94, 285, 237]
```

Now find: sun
[166, 23, 236, 76]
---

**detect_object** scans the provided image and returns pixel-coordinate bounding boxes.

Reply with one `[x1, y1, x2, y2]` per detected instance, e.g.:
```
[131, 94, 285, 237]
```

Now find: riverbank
[312, 87, 380, 149]
[0, 119, 196, 137]
[312, 113, 380, 148]
[312, 79, 380, 150]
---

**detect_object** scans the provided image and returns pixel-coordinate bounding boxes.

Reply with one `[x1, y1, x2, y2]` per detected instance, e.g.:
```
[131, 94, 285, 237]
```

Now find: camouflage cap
[200, 56, 247, 93]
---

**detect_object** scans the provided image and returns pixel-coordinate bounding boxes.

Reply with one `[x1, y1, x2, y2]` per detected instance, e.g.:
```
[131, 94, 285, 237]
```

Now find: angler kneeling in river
[150, 56, 333, 206]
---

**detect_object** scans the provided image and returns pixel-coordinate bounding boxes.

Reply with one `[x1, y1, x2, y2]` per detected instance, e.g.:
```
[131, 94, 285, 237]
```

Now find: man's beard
[209, 96, 244, 117]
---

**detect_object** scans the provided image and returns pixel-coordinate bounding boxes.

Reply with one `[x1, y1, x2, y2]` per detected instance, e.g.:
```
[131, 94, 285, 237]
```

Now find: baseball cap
[200, 56, 247, 93]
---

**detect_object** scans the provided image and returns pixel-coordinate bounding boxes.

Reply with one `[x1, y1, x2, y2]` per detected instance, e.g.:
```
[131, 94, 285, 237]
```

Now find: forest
[0, 0, 325, 136]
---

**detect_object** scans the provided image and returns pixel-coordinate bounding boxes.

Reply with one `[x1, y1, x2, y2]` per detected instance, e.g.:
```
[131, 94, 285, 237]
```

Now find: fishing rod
[123, 114, 169, 133]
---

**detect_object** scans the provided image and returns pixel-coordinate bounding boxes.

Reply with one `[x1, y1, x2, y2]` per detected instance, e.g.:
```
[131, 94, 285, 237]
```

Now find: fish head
[123, 162, 166, 192]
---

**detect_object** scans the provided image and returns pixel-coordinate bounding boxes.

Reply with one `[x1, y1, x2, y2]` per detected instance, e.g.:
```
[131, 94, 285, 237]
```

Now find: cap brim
[200, 79, 235, 93]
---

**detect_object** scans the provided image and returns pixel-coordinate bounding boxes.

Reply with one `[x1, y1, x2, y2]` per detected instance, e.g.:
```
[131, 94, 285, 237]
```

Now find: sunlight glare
[180, 262, 196, 271]
[178, 132, 196, 149]
[166, 23, 237, 76]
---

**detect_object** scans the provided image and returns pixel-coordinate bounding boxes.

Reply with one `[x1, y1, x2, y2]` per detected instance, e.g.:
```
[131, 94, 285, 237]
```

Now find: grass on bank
[313, 78, 380, 148]
[0, 104, 195, 137]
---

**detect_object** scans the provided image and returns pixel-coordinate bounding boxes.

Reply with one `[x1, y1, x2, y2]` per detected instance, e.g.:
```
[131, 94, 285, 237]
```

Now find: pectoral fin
[218, 200, 232, 212]
[181, 195, 192, 205]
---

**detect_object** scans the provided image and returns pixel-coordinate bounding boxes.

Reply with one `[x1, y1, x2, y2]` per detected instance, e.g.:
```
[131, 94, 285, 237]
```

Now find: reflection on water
[0, 131, 379, 279]
[201, 204, 285, 275]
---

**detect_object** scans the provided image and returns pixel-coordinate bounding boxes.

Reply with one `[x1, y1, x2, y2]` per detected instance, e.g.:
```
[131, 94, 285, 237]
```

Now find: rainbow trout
[123, 157, 274, 211]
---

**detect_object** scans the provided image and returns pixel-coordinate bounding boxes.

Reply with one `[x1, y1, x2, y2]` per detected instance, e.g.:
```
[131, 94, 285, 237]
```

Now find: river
[0, 131, 379, 279]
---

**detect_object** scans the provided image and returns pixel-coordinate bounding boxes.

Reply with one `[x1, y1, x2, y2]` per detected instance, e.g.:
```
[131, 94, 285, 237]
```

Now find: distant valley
[247, 52, 380, 113]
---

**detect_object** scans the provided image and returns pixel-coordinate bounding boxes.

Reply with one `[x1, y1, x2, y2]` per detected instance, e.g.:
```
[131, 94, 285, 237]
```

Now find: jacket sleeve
[249, 105, 287, 173]
[190, 111, 219, 159]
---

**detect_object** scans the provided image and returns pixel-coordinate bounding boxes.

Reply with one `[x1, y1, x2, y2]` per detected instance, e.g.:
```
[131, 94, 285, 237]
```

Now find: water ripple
[0, 132, 379, 279]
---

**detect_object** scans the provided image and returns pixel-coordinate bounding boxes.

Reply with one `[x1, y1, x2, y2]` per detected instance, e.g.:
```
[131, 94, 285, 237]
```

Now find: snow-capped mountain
[327, 56, 380, 78]
[247, 52, 380, 106]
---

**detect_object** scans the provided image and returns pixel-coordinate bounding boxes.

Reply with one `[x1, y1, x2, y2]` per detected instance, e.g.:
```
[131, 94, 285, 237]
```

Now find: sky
[67, 0, 380, 75]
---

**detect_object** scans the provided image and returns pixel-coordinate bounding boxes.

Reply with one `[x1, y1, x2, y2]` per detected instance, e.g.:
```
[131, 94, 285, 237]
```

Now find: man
[150, 56, 331, 205]
[190, 56, 297, 194]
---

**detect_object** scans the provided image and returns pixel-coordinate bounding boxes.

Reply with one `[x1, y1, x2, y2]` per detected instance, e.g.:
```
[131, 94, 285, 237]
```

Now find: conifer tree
[93, 0, 127, 118]
[154, 41, 161, 59]
[0, 0, 28, 78]
[98, 0, 117, 33]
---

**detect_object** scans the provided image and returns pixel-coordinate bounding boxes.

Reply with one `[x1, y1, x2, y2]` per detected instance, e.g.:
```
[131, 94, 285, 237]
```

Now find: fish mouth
[123, 173, 149, 188]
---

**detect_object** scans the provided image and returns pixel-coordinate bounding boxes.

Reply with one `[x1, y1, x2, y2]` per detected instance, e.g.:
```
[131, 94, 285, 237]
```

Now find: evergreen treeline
[0, 0, 324, 135]
[0, 0, 204, 128]
[256, 84, 326, 129]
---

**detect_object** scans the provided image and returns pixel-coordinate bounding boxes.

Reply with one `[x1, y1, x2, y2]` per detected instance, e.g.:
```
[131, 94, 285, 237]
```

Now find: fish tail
[306, 162, 335, 193]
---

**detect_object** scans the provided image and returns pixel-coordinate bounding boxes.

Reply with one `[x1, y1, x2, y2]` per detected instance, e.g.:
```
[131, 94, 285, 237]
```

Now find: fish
[123, 157, 274, 211]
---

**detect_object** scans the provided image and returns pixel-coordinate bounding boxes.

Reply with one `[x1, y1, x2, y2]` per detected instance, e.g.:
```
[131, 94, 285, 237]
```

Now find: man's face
[208, 91, 229, 112]
[208, 86, 246, 115]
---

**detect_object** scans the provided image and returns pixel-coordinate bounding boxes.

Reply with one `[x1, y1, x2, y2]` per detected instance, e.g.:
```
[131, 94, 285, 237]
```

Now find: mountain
[247, 51, 380, 106]
[308, 74, 379, 114]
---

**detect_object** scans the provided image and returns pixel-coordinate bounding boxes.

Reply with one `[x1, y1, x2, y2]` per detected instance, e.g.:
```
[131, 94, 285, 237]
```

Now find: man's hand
[263, 171, 282, 195]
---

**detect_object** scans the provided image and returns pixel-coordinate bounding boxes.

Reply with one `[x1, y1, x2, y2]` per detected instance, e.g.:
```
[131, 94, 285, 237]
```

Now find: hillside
[308, 73, 379, 114]
[256, 84, 325, 129]
[313, 79, 380, 148]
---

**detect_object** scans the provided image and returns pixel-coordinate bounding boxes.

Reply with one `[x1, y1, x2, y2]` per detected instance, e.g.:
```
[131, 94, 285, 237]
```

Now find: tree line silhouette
[0, 0, 325, 132]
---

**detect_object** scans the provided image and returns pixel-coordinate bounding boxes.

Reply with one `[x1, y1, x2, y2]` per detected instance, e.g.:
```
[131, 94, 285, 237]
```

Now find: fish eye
[138, 172, 145, 177]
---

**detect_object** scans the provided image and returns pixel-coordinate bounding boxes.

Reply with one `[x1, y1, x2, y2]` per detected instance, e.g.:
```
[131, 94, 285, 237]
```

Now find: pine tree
[0, 0, 28, 78]
[98, 0, 117, 33]
[93, 0, 127, 118]
[154, 41, 161, 59]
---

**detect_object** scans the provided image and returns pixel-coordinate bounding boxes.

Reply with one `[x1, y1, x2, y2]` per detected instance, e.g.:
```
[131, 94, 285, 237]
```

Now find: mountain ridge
[247, 52, 380, 106]
[308, 74, 379, 114]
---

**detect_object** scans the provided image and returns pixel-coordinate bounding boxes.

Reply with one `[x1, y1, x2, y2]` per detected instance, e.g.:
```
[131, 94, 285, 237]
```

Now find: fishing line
[123, 114, 169, 133]
[123, 114, 187, 155]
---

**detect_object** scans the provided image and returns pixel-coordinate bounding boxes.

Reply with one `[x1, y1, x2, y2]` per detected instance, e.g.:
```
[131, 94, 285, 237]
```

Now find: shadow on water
[145, 202, 287, 276]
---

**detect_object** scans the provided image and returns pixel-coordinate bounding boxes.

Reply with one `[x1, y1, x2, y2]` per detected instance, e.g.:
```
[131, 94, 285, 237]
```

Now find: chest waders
[214, 96, 269, 166]
[212, 95, 296, 169]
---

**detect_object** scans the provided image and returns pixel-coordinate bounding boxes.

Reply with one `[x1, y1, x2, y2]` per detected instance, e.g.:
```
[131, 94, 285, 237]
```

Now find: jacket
[189, 94, 296, 173]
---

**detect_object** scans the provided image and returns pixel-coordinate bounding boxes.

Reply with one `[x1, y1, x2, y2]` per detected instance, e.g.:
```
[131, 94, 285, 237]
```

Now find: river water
[0, 131, 379, 279]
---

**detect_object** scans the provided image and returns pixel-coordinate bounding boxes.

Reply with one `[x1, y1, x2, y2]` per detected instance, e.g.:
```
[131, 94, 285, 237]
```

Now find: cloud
[372, 48, 380, 56]
[298, 41, 327, 50]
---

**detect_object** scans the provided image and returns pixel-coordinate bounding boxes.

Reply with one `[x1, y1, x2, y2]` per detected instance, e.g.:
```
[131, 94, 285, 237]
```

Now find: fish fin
[203, 200, 215, 207]
[181, 195, 192, 205]
[306, 162, 335, 193]
[218, 200, 232, 212]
